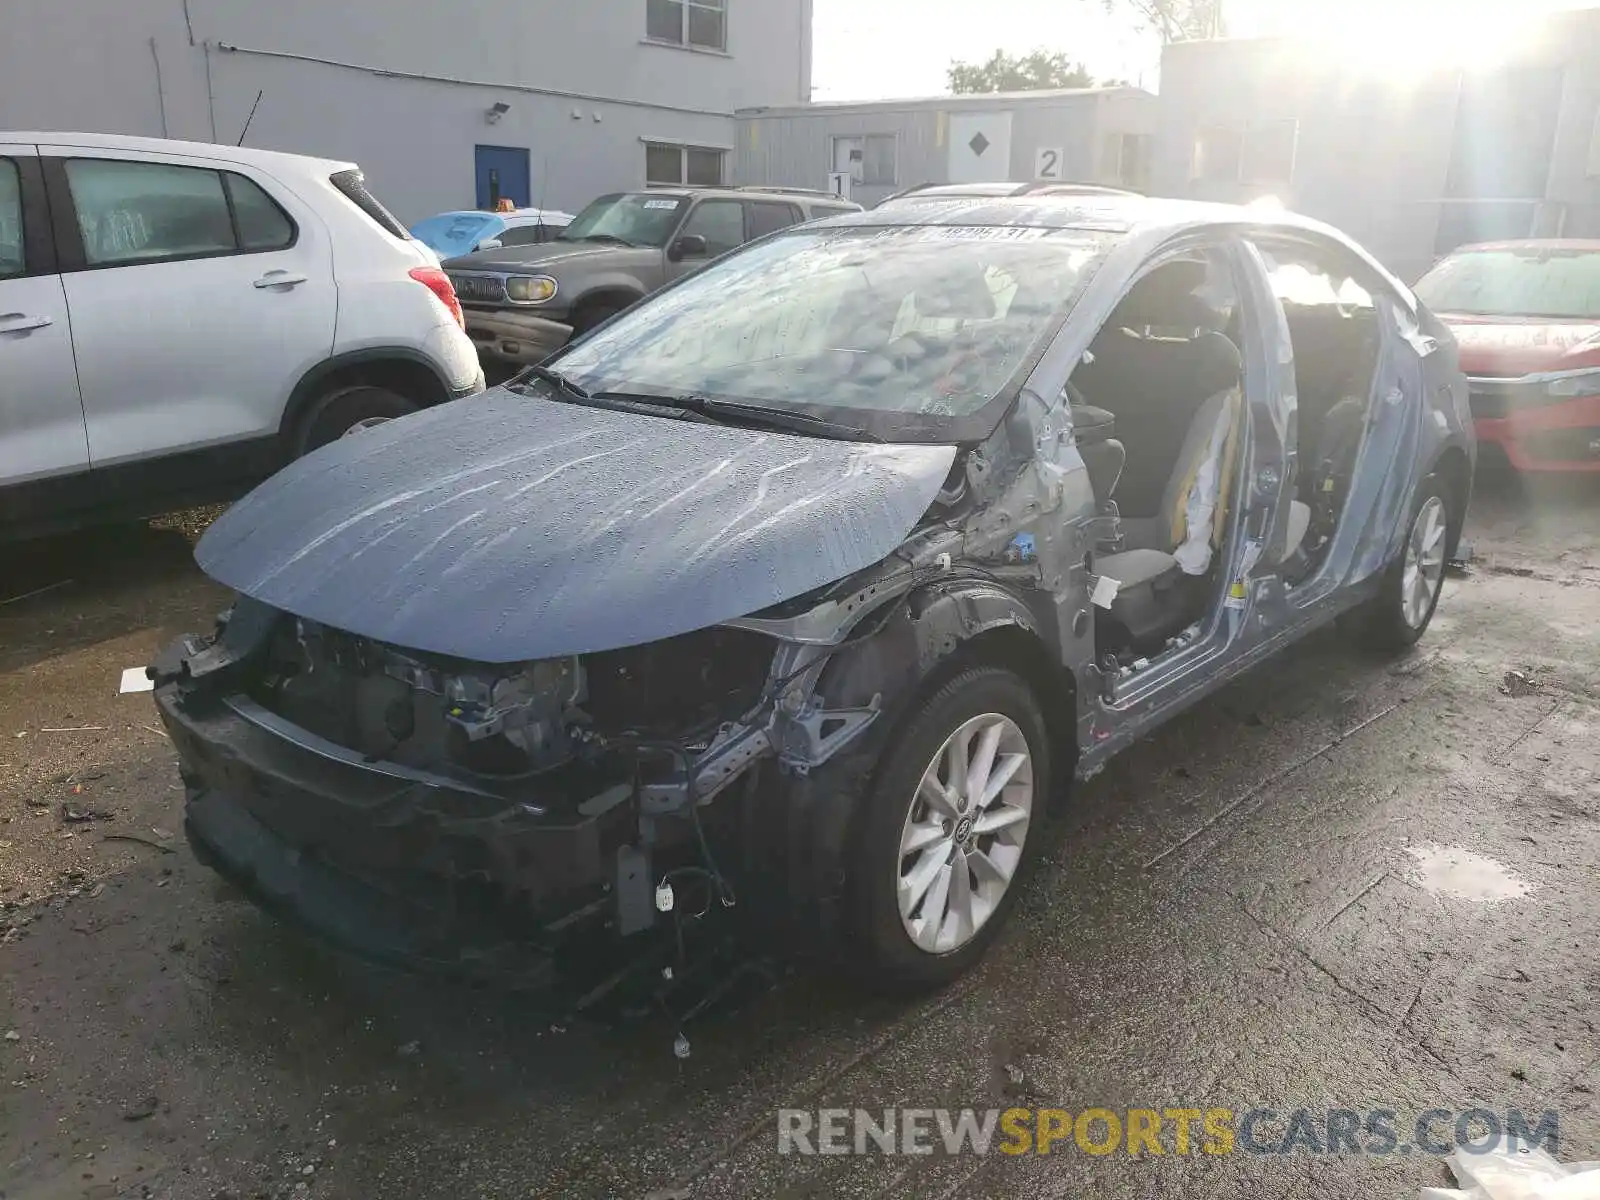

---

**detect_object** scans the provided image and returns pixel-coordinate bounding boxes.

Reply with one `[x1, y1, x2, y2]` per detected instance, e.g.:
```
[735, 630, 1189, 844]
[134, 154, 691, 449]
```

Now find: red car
[1415, 239, 1600, 472]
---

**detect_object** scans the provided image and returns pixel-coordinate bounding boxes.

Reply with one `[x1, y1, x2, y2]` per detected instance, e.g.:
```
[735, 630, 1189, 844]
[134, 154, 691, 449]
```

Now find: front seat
[1081, 273, 1248, 647]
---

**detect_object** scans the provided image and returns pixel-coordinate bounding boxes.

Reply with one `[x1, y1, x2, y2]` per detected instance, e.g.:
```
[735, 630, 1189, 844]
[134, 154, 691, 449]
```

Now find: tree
[1100, 0, 1225, 43]
[948, 50, 1097, 95]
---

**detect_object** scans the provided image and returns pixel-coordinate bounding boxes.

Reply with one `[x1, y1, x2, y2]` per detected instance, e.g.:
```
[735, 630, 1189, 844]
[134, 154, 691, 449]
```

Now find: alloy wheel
[1401, 494, 1448, 630]
[896, 713, 1035, 955]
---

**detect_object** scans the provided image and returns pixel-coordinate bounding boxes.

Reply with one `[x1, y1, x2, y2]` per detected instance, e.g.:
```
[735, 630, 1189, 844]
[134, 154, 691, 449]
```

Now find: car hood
[1441, 313, 1600, 377]
[442, 242, 658, 274]
[195, 391, 957, 664]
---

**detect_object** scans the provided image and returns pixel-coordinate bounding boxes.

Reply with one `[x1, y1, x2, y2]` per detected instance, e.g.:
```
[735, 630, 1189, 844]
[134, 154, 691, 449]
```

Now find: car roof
[619, 187, 861, 208]
[812, 192, 1336, 239]
[502, 209, 575, 224]
[0, 131, 355, 175]
[1444, 238, 1600, 254]
[805, 193, 1416, 311]
[884, 181, 1138, 203]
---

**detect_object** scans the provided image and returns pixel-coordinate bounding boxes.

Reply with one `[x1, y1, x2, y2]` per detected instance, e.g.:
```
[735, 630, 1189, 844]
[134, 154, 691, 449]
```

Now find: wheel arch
[1426, 442, 1473, 559]
[815, 580, 1079, 790]
[278, 348, 454, 449]
[568, 285, 646, 328]
[747, 580, 1076, 957]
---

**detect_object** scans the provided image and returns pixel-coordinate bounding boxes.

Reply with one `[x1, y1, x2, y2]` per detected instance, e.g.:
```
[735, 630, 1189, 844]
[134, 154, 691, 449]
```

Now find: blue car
[408, 208, 574, 258]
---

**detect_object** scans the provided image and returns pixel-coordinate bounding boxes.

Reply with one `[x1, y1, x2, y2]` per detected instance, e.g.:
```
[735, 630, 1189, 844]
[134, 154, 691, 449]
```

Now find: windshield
[1416, 247, 1600, 320]
[558, 193, 686, 248]
[549, 224, 1116, 441]
[410, 212, 500, 257]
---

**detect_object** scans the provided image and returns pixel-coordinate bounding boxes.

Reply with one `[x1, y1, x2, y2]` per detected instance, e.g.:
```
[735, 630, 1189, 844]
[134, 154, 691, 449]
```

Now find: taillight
[409, 266, 464, 330]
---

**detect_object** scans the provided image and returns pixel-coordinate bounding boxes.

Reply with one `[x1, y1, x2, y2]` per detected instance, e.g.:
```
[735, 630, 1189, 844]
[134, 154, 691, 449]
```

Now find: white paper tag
[119, 667, 154, 694]
[1237, 538, 1263, 578]
[1090, 574, 1120, 610]
[643, 198, 678, 210]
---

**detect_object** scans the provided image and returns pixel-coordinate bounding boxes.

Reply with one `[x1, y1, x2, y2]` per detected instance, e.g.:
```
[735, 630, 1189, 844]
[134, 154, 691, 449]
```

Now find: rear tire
[1361, 478, 1452, 652]
[294, 385, 418, 457]
[844, 666, 1050, 992]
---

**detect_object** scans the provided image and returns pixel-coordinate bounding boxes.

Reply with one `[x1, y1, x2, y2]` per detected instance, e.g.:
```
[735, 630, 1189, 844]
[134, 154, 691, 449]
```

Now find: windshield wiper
[517, 364, 593, 401]
[518, 373, 719, 424]
[611, 392, 882, 442]
[563, 233, 637, 247]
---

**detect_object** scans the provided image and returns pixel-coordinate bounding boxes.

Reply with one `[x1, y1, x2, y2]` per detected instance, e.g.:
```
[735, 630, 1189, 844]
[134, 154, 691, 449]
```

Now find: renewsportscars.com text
[777, 1107, 1560, 1157]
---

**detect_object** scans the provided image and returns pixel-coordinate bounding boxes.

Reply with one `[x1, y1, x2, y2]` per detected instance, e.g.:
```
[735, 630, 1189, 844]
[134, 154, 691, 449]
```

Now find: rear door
[745, 199, 803, 241]
[41, 145, 337, 472]
[0, 145, 89, 504]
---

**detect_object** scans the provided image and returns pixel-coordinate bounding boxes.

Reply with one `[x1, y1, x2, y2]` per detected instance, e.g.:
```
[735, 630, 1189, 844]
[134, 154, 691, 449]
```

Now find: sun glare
[1256, 0, 1545, 75]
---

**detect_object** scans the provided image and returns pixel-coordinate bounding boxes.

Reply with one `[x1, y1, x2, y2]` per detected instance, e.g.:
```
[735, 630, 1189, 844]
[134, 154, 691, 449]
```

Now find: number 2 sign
[1034, 147, 1065, 181]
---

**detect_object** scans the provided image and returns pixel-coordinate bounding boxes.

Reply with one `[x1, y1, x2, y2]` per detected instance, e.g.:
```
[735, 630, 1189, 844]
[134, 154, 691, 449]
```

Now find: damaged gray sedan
[154, 197, 1474, 994]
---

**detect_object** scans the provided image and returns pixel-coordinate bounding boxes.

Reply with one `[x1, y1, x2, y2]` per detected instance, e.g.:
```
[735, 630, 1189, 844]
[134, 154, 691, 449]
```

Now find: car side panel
[0, 144, 88, 497]
[41, 145, 338, 467]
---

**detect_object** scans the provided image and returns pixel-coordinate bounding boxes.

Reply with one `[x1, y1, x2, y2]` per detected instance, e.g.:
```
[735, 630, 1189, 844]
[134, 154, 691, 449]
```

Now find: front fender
[757, 578, 1062, 955]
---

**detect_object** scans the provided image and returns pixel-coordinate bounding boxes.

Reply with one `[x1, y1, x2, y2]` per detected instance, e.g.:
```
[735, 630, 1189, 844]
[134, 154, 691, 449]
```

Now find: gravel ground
[1, 473, 1597, 1200]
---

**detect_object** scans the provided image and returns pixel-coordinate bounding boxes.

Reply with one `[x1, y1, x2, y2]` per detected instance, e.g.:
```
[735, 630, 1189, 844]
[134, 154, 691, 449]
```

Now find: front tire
[294, 385, 418, 457]
[845, 666, 1050, 992]
[1362, 478, 1451, 651]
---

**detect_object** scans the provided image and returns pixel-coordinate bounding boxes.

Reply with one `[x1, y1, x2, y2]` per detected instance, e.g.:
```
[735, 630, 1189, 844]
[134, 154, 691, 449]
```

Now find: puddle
[1405, 844, 1534, 903]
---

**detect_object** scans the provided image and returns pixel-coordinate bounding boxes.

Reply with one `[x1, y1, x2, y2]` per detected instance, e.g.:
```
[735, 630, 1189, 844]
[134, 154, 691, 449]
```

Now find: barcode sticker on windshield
[643, 199, 679, 210]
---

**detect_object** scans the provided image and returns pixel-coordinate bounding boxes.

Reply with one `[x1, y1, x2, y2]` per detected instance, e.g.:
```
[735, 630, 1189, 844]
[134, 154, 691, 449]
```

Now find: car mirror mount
[669, 234, 709, 263]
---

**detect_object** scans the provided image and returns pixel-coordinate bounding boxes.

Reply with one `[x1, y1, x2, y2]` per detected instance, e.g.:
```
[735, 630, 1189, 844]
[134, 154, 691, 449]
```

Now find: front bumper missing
[158, 682, 633, 978]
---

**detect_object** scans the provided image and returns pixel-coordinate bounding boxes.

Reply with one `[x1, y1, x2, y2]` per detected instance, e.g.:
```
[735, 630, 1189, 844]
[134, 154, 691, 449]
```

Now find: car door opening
[1068, 256, 1247, 660]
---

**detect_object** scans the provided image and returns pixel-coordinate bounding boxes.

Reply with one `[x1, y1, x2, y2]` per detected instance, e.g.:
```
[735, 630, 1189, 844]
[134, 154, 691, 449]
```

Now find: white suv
[0, 133, 483, 538]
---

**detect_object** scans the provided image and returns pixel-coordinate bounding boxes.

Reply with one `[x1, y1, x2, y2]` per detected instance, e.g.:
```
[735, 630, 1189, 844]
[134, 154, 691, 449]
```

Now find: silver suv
[1, 133, 483, 539]
[443, 185, 861, 367]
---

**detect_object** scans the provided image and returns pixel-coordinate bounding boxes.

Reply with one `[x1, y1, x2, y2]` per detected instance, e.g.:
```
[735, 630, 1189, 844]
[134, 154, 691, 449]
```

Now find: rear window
[329, 169, 409, 241]
[410, 212, 499, 257]
[1416, 247, 1600, 320]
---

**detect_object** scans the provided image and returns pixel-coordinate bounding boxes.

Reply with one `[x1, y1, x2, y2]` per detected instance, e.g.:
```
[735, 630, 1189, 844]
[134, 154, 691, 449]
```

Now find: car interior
[1068, 248, 1383, 662]
[1264, 249, 1383, 584]
[1068, 257, 1251, 658]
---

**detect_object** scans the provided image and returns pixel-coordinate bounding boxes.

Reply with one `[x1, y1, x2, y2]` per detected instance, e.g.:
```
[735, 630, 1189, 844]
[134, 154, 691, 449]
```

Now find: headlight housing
[1541, 368, 1600, 398]
[505, 275, 558, 305]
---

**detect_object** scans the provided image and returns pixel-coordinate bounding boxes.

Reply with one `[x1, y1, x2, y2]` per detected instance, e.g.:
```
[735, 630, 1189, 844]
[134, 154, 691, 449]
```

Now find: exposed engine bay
[254, 618, 775, 780]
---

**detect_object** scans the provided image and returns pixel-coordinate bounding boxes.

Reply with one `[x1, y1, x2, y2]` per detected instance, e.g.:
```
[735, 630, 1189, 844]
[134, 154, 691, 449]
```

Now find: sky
[811, 0, 1598, 101]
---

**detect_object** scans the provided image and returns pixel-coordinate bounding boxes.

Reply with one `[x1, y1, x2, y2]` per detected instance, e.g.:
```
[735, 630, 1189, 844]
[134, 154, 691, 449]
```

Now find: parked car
[442, 185, 862, 367]
[0, 132, 483, 539]
[878, 181, 1142, 208]
[1415, 239, 1600, 472]
[409, 207, 574, 259]
[155, 195, 1472, 996]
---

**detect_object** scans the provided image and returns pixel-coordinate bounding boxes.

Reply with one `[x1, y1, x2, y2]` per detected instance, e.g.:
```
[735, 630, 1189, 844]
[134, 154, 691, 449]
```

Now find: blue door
[474, 145, 531, 210]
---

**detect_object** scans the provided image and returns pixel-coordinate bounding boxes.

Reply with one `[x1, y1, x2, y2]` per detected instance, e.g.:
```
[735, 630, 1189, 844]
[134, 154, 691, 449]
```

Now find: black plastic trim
[1, 153, 56, 278]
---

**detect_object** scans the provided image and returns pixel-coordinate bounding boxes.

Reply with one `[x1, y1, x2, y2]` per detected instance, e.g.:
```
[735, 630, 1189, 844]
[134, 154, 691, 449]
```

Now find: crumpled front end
[154, 587, 888, 990]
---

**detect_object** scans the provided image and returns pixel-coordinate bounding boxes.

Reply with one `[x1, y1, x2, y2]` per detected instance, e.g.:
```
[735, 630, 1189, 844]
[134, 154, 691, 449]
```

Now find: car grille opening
[449, 273, 507, 305]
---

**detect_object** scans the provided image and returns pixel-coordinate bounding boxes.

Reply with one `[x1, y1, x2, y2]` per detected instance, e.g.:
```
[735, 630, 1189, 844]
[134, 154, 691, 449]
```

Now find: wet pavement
[2, 474, 1597, 1200]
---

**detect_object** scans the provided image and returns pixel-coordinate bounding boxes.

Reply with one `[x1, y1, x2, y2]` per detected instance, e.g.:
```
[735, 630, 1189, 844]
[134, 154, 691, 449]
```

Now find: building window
[1194, 121, 1297, 186]
[832, 135, 897, 188]
[646, 142, 725, 187]
[647, 0, 726, 51]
